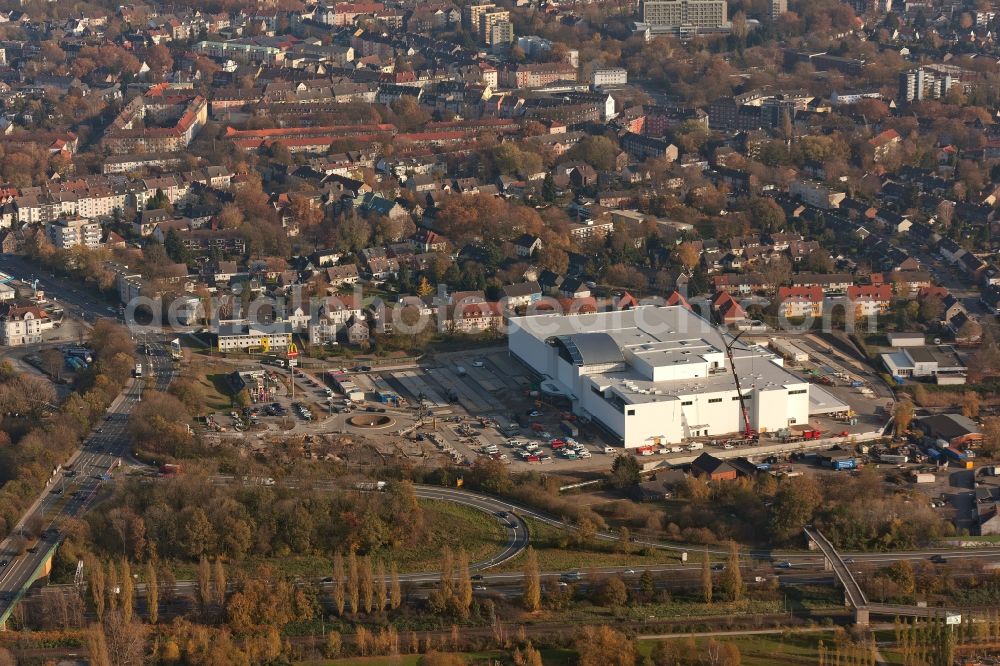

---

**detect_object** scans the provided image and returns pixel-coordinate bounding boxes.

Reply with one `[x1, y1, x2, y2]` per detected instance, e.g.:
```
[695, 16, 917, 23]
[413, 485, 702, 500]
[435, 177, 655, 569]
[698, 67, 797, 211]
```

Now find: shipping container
[913, 472, 935, 483]
[880, 453, 909, 464]
[832, 458, 856, 471]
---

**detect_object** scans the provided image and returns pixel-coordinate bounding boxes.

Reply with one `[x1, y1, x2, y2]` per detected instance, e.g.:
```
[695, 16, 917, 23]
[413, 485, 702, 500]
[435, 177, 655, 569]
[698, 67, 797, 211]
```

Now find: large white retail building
[508, 305, 812, 448]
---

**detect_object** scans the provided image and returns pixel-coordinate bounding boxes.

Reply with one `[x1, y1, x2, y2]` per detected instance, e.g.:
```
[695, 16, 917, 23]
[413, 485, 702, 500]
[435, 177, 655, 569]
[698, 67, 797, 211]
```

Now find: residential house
[537, 270, 563, 294]
[325, 264, 360, 287]
[558, 278, 591, 300]
[342, 314, 370, 345]
[502, 281, 542, 308]
[0, 303, 49, 345]
[869, 128, 901, 161]
[712, 291, 747, 324]
[960, 252, 987, 280]
[776, 286, 824, 318]
[309, 294, 363, 344]
[360, 192, 408, 220]
[711, 273, 768, 295]
[846, 284, 893, 317]
[981, 284, 1000, 315]
[786, 239, 821, 263]
[941, 293, 967, 323]
[938, 237, 965, 264]
[948, 310, 980, 342]
[364, 255, 400, 281]
[412, 229, 448, 252]
[446, 301, 503, 334]
[690, 453, 738, 481]
[791, 273, 853, 294]
[512, 233, 542, 258]
[887, 270, 932, 295]
[312, 248, 343, 267]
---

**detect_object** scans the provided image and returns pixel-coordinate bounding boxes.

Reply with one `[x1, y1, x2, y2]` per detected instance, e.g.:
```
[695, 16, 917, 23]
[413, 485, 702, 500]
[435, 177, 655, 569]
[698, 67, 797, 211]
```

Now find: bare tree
[40, 348, 64, 381]
[103, 611, 149, 666]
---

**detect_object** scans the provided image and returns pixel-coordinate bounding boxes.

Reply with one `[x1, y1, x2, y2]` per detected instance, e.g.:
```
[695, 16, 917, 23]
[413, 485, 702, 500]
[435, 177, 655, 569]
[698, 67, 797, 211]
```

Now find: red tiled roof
[777, 286, 824, 302]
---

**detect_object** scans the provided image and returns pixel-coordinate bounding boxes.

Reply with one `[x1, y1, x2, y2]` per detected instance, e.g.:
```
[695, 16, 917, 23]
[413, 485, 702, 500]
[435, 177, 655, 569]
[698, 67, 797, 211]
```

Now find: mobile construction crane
[723, 331, 758, 444]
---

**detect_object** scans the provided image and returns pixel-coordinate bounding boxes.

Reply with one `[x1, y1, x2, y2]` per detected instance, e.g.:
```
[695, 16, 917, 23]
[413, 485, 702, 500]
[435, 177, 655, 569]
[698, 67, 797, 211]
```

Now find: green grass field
[190, 365, 235, 410]
[298, 647, 575, 666]
[495, 516, 688, 573]
[297, 633, 854, 665]
[637, 631, 853, 666]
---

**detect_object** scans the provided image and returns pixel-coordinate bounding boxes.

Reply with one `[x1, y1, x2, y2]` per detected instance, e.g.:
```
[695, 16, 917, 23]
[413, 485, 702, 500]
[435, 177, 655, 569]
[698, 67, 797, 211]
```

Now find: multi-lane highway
[0, 341, 173, 623]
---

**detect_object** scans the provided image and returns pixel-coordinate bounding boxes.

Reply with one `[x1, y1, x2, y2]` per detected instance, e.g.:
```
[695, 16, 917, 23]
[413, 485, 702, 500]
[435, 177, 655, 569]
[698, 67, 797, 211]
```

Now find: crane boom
[724, 331, 756, 439]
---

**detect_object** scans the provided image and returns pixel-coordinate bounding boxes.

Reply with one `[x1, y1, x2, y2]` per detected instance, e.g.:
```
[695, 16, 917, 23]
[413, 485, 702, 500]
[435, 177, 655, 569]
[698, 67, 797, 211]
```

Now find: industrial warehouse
[508, 306, 816, 448]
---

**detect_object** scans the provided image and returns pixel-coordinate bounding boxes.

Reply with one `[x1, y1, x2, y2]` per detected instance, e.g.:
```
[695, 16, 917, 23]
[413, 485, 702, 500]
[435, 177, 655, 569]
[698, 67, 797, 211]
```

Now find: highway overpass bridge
[804, 527, 963, 627]
[0, 540, 58, 630]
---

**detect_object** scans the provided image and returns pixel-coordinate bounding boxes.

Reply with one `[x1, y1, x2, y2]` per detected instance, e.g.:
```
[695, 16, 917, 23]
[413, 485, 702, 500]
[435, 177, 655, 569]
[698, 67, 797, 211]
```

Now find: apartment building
[47, 217, 101, 249]
[216, 321, 293, 352]
[500, 62, 577, 88]
[898, 67, 956, 103]
[640, 0, 728, 29]
[463, 3, 496, 29]
[592, 68, 628, 87]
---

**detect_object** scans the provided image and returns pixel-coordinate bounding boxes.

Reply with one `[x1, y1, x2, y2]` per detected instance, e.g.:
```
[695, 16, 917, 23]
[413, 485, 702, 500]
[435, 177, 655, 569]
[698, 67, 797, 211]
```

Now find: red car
[527, 455, 540, 462]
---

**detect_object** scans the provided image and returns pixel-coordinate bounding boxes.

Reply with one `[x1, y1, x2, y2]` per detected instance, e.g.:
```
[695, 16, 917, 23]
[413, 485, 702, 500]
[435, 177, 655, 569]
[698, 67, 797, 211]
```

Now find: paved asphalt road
[0, 341, 174, 619]
[0, 255, 120, 324]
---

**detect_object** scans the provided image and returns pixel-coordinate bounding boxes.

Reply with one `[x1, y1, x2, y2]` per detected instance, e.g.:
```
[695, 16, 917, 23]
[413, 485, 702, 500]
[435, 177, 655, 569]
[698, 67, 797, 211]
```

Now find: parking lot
[199, 336, 895, 475]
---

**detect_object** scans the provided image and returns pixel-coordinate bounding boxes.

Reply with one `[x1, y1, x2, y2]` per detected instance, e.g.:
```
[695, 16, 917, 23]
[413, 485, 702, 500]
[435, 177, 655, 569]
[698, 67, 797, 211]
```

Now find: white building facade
[508, 306, 810, 447]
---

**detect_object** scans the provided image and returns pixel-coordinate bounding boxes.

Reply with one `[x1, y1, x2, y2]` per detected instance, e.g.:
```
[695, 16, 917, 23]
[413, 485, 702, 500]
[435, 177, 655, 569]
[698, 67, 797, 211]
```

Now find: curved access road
[409, 485, 528, 574]
[409, 485, 1000, 567]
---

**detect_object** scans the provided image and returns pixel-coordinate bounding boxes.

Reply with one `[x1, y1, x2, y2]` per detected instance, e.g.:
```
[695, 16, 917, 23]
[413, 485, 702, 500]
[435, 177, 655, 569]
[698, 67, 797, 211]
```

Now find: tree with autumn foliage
[435, 194, 543, 246]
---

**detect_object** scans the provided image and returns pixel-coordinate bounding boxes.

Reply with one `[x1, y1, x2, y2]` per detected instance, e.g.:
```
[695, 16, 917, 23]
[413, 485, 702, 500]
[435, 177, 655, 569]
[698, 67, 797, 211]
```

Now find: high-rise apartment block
[640, 0, 728, 29]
